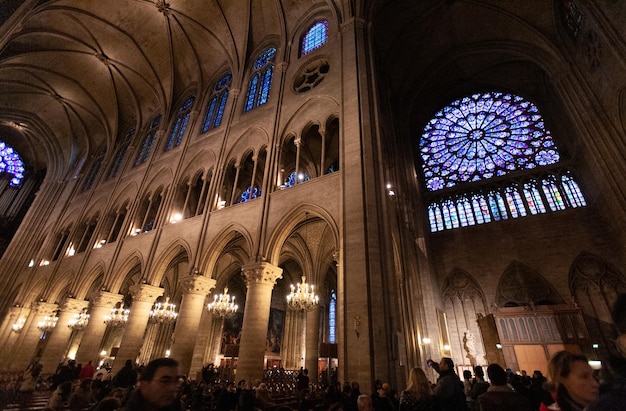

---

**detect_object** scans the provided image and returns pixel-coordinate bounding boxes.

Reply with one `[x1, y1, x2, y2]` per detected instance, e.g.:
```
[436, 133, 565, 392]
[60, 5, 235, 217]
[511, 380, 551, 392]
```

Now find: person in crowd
[80, 360, 95, 381]
[462, 370, 473, 409]
[112, 359, 137, 390]
[468, 365, 489, 409]
[90, 396, 121, 411]
[17, 360, 43, 405]
[586, 293, 626, 411]
[215, 382, 237, 411]
[255, 382, 275, 409]
[47, 380, 73, 410]
[297, 368, 310, 397]
[119, 357, 182, 411]
[398, 367, 439, 411]
[372, 380, 396, 411]
[429, 357, 466, 411]
[545, 350, 599, 411]
[323, 382, 343, 408]
[529, 370, 550, 410]
[477, 363, 532, 411]
[357, 394, 374, 411]
[69, 378, 93, 411]
[237, 381, 256, 411]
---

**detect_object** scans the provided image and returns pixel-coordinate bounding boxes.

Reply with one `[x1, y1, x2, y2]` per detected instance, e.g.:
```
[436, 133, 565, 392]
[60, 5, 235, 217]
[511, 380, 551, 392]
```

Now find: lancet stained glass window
[0, 141, 25, 186]
[244, 47, 276, 112]
[301, 20, 328, 56]
[135, 115, 161, 166]
[202, 73, 231, 133]
[166, 95, 195, 151]
[81, 146, 105, 192]
[107, 127, 135, 179]
[421, 92, 586, 232]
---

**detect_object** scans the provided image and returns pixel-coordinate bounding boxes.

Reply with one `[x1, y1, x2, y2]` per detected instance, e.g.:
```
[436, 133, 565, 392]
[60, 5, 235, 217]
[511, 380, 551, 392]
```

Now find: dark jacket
[119, 389, 183, 411]
[477, 386, 532, 411]
[433, 370, 465, 411]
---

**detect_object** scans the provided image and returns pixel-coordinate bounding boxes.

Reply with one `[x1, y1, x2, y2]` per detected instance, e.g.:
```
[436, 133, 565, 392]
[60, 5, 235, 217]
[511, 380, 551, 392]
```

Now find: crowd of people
[3, 294, 624, 411]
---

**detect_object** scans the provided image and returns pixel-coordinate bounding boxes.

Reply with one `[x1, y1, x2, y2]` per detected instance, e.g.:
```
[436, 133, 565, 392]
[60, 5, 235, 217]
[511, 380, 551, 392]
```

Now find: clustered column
[14, 301, 58, 370]
[237, 262, 283, 383]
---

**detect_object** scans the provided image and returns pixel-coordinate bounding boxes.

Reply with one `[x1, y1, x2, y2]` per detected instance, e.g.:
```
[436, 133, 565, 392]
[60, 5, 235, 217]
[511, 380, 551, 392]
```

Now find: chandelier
[68, 309, 90, 331]
[103, 304, 130, 328]
[12, 317, 26, 333]
[286, 275, 319, 311]
[149, 297, 178, 324]
[37, 315, 59, 332]
[207, 288, 238, 319]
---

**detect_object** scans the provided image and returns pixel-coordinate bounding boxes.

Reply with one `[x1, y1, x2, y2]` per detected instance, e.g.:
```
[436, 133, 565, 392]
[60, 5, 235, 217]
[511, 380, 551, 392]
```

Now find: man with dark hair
[477, 364, 532, 411]
[120, 357, 182, 411]
[429, 357, 466, 411]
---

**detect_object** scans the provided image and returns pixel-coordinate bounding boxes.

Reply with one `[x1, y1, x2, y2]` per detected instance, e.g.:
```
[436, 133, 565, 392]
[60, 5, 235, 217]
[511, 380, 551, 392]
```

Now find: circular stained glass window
[420, 92, 560, 191]
[0, 141, 25, 186]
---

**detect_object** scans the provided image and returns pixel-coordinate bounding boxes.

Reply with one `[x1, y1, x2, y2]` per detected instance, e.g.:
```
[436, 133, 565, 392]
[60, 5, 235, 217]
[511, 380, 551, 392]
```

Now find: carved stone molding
[241, 262, 283, 287]
[179, 275, 216, 296]
[60, 298, 89, 313]
[90, 291, 123, 308]
[129, 284, 164, 303]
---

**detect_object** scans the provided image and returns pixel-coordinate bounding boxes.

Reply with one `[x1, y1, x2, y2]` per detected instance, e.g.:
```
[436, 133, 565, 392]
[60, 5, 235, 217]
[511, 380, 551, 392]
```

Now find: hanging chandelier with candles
[207, 288, 238, 319]
[103, 304, 130, 328]
[149, 297, 178, 324]
[12, 317, 26, 333]
[286, 275, 319, 311]
[68, 309, 90, 331]
[37, 315, 59, 332]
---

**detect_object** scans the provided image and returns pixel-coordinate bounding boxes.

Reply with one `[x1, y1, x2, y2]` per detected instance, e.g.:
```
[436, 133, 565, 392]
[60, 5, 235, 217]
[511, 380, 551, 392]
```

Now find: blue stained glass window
[81, 146, 105, 191]
[202, 73, 231, 133]
[542, 178, 565, 211]
[0, 141, 25, 186]
[239, 186, 262, 203]
[562, 174, 586, 207]
[107, 127, 135, 179]
[135, 115, 161, 166]
[244, 48, 276, 112]
[523, 181, 546, 215]
[329, 290, 337, 343]
[283, 171, 311, 188]
[301, 20, 329, 56]
[166, 95, 195, 151]
[420, 92, 560, 191]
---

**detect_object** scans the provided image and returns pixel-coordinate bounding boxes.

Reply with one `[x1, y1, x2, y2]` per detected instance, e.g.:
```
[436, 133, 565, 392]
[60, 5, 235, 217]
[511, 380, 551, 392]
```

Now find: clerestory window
[0, 141, 25, 186]
[301, 20, 328, 56]
[135, 115, 161, 166]
[244, 48, 276, 112]
[202, 73, 231, 133]
[166, 95, 195, 151]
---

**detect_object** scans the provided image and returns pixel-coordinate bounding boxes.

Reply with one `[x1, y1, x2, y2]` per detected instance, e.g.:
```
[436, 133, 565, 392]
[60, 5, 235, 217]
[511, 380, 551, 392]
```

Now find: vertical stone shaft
[237, 262, 282, 382]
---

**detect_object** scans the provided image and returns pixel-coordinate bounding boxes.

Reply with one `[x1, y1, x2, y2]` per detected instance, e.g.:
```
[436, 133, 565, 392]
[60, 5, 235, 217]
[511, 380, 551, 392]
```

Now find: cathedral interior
[0, 0, 625, 393]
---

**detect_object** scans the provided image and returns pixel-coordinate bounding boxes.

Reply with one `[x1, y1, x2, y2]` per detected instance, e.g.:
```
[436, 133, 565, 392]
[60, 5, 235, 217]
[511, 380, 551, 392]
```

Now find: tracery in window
[107, 127, 135, 179]
[166, 95, 195, 151]
[329, 290, 336, 343]
[420, 92, 586, 232]
[0, 141, 25, 186]
[135, 115, 161, 166]
[81, 146, 105, 192]
[202, 73, 231, 133]
[244, 47, 276, 112]
[301, 20, 328, 56]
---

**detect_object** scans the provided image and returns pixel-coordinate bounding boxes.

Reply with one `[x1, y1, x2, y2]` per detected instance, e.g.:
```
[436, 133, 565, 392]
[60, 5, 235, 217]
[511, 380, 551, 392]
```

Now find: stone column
[13, 301, 57, 370]
[170, 275, 215, 375]
[237, 262, 282, 382]
[39, 298, 89, 373]
[75, 291, 122, 365]
[110, 284, 163, 374]
[305, 306, 321, 381]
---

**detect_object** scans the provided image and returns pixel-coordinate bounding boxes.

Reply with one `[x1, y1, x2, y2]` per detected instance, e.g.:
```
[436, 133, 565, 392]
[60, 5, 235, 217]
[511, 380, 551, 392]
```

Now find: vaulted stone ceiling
[1, 1, 624, 184]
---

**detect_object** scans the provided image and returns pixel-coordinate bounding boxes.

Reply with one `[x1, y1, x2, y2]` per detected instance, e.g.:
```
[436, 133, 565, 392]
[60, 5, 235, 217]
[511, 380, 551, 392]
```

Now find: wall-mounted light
[443, 344, 451, 351]
[422, 337, 431, 344]
[495, 343, 502, 349]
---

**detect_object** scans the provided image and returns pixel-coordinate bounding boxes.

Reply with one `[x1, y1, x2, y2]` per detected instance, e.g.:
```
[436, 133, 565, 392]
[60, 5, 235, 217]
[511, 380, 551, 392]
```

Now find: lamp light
[68, 308, 90, 331]
[37, 315, 58, 332]
[12, 317, 26, 332]
[103, 304, 130, 327]
[207, 288, 238, 319]
[287, 275, 319, 311]
[149, 297, 178, 324]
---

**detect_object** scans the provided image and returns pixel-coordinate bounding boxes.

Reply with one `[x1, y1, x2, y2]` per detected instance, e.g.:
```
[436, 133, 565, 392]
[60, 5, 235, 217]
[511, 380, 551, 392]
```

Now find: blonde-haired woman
[545, 350, 599, 411]
[399, 367, 439, 411]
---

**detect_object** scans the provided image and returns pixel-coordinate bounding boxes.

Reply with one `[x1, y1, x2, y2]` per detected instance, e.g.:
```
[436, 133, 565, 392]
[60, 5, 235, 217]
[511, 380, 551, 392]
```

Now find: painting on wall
[221, 312, 243, 354]
[267, 308, 284, 354]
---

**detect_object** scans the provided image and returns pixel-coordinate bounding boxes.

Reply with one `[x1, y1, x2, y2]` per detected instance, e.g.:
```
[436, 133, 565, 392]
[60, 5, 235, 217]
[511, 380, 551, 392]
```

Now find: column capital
[129, 283, 163, 303]
[179, 275, 216, 296]
[241, 262, 283, 287]
[90, 291, 123, 308]
[60, 298, 89, 313]
[34, 301, 58, 316]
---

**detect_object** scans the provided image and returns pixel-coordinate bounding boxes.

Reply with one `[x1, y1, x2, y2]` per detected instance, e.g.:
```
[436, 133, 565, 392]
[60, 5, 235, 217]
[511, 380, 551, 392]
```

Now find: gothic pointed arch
[569, 252, 626, 356]
[442, 269, 488, 367]
[496, 261, 563, 307]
